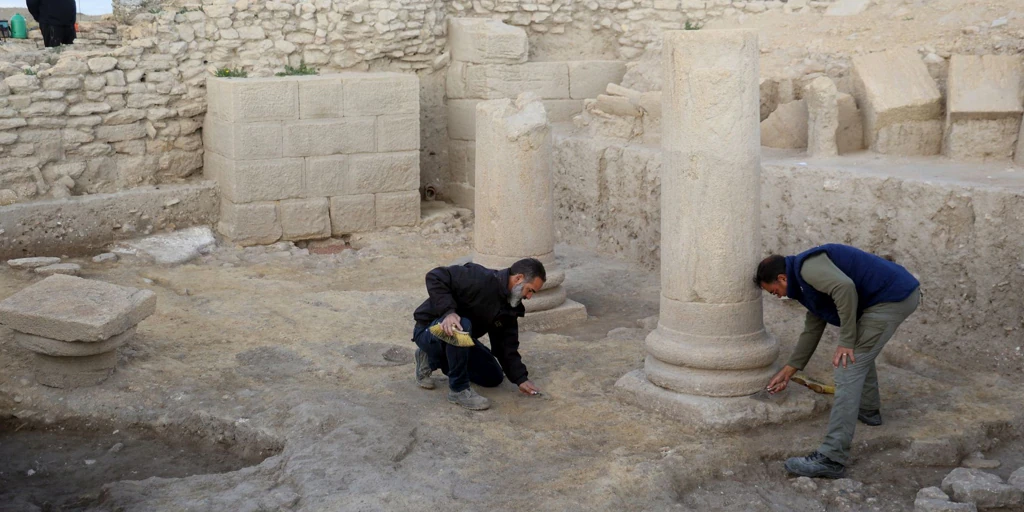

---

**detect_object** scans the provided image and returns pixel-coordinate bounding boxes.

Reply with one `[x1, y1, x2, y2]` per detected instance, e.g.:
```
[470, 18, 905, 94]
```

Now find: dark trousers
[40, 24, 75, 47]
[413, 317, 503, 392]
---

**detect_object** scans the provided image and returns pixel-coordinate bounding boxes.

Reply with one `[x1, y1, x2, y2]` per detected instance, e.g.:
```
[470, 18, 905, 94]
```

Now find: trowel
[749, 386, 774, 402]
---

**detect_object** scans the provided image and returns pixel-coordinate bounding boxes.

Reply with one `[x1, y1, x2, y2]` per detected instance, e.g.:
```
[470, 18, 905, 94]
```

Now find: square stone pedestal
[0, 275, 155, 388]
[615, 370, 829, 432]
[518, 299, 587, 331]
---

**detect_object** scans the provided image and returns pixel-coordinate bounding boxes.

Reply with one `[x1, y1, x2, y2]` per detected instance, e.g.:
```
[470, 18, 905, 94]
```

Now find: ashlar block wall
[204, 73, 421, 245]
[445, 19, 626, 209]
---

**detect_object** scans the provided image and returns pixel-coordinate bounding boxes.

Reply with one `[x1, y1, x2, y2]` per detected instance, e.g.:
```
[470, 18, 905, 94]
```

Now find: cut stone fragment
[852, 49, 942, 155]
[16, 327, 135, 356]
[7, 257, 62, 269]
[944, 55, 1024, 160]
[1009, 467, 1024, 489]
[33, 350, 117, 388]
[914, 487, 977, 512]
[805, 76, 839, 157]
[941, 468, 1024, 510]
[448, 18, 529, 65]
[0, 275, 156, 342]
[837, 93, 864, 154]
[33, 263, 81, 276]
[761, 99, 808, 149]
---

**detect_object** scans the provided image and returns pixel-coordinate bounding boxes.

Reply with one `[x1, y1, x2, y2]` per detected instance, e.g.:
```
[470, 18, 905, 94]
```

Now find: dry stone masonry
[0, 275, 156, 388]
[205, 73, 421, 245]
[446, 17, 625, 208]
[473, 93, 586, 330]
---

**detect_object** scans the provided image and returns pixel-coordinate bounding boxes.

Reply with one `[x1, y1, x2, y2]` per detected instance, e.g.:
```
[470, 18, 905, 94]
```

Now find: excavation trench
[0, 415, 282, 511]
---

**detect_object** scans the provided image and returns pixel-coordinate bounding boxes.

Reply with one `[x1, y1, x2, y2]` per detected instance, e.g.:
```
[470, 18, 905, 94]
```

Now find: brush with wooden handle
[428, 324, 475, 347]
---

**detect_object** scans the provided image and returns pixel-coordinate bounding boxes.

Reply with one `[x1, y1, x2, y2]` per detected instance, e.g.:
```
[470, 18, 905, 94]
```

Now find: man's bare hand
[440, 312, 462, 336]
[832, 347, 856, 368]
[768, 365, 797, 394]
[519, 380, 541, 396]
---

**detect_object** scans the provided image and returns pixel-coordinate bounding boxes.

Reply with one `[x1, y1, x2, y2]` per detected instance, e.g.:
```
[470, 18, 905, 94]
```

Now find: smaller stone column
[0, 275, 156, 388]
[806, 76, 839, 157]
[473, 93, 587, 330]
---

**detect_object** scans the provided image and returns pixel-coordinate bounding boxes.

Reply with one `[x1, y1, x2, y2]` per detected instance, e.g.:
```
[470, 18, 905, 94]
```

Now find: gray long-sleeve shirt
[787, 253, 859, 369]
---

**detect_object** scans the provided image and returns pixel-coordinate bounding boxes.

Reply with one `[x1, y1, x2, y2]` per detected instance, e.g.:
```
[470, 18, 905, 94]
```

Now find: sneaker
[784, 451, 846, 479]
[858, 409, 882, 426]
[447, 388, 490, 411]
[414, 349, 434, 389]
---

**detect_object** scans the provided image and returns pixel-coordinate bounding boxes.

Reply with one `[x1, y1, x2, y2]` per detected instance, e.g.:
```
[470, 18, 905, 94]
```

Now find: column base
[614, 369, 829, 432]
[518, 299, 587, 331]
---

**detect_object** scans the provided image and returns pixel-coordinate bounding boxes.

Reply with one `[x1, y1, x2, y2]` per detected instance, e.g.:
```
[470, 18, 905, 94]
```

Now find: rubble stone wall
[0, 48, 206, 205]
[0, 0, 848, 210]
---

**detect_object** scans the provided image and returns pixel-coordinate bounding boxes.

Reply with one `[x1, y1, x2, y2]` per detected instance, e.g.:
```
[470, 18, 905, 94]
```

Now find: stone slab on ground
[614, 370, 826, 432]
[518, 299, 588, 332]
[0, 182, 218, 261]
[0, 275, 156, 342]
[7, 257, 61, 269]
[34, 263, 82, 276]
[16, 327, 135, 357]
[852, 49, 942, 155]
[1010, 467, 1024, 489]
[914, 487, 977, 512]
[112, 226, 216, 265]
[941, 468, 1024, 509]
[33, 350, 117, 388]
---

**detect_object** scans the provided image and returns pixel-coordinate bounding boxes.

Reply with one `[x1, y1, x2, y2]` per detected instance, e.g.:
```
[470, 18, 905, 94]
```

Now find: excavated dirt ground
[0, 203, 1022, 511]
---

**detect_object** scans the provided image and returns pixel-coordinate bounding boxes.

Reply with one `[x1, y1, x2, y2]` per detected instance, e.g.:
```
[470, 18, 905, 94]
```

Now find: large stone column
[616, 30, 821, 430]
[472, 93, 587, 331]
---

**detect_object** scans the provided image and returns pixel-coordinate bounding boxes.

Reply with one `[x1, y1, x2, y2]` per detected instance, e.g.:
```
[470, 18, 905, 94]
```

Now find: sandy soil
[0, 203, 1021, 511]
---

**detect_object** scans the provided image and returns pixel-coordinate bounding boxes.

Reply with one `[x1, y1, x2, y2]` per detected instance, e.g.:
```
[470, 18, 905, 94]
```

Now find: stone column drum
[0, 275, 156, 388]
[616, 30, 820, 430]
[473, 93, 587, 330]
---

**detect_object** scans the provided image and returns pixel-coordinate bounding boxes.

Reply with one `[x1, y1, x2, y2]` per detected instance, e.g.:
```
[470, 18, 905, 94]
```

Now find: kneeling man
[412, 258, 545, 410]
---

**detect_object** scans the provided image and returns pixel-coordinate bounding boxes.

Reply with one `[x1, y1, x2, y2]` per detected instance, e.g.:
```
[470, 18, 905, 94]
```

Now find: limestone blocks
[7, 257, 81, 276]
[446, 18, 625, 208]
[0, 275, 156, 388]
[943, 55, 1024, 160]
[940, 468, 1024, 510]
[448, 18, 529, 65]
[761, 99, 808, 149]
[852, 49, 943, 155]
[805, 76, 839, 157]
[204, 73, 421, 246]
[617, 29, 817, 431]
[473, 93, 586, 331]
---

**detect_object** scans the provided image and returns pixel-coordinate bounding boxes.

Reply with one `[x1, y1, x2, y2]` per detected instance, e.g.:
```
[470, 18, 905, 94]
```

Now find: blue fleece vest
[785, 244, 920, 326]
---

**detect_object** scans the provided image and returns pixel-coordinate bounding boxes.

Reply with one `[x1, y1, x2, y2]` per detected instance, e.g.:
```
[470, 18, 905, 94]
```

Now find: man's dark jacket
[413, 263, 529, 385]
[27, 0, 78, 25]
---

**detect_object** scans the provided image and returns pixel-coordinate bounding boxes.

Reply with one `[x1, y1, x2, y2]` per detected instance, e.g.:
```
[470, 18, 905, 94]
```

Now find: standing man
[755, 243, 920, 478]
[26, 0, 77, 48]
[412, 258, 546, 410]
